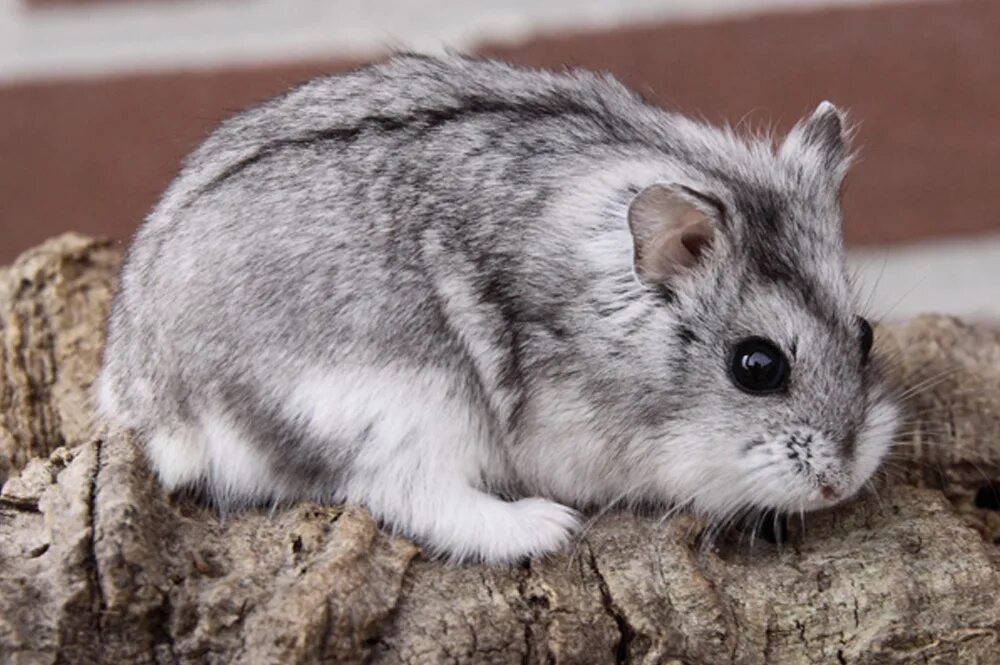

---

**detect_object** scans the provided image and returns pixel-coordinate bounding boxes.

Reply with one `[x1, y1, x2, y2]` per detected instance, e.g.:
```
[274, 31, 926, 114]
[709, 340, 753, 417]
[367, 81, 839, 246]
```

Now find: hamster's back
[97, 53, 669, 457]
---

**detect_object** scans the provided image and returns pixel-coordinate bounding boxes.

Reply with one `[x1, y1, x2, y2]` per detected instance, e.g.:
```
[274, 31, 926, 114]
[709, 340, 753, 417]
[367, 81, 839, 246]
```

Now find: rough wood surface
[0, 233, 120, 486]
[1, 234, 998, 664]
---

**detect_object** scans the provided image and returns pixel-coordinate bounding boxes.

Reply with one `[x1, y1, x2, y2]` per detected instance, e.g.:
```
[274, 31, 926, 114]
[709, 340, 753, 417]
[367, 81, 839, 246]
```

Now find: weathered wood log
[0, 233, 120, 486]
[1, 234, 998, 664]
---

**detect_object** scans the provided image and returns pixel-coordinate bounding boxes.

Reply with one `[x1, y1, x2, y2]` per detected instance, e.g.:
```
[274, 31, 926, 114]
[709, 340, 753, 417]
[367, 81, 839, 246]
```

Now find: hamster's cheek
[851, 398, 901, 489]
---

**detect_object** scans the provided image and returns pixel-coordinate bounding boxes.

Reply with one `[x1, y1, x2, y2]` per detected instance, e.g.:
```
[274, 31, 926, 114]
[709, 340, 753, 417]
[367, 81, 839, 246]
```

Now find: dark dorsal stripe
[192, 93, 631, 202]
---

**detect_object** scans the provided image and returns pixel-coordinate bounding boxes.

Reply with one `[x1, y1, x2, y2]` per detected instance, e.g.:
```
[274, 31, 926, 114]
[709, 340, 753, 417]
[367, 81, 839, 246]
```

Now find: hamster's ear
[627, 183, 722, 285]
[781, 101, 852, 181]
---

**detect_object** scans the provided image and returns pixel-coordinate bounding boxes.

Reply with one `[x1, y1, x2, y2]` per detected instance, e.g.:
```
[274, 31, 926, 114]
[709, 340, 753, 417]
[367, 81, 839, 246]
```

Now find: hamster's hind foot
[371, 482, 581, 564]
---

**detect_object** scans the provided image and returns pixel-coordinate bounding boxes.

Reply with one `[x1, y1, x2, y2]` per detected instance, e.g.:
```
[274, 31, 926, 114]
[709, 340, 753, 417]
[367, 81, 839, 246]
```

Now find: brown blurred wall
[2, 0, 999, 264]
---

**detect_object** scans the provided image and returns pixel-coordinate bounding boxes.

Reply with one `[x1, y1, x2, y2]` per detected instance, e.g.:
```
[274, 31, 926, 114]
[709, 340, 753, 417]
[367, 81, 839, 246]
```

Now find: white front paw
[450, 497, 581, 564]
[509, 497, 581, 558]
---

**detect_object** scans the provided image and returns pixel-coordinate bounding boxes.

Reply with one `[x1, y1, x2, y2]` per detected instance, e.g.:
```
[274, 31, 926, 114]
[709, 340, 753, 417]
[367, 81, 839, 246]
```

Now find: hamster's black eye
[729, 337, 789, 395]
[857, 316, 873, 365]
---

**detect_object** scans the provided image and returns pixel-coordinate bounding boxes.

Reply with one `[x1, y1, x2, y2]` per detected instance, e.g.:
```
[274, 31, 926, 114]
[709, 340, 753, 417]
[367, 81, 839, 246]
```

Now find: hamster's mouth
[731, 476, 861, 543]
[686, 471, 854, 523]
[744, 466, 860, 514]
[802, 484, 851, 510]
[819, 483, 842, 501]
[783, 467, 857, 509]
[813, 469, 855, 503]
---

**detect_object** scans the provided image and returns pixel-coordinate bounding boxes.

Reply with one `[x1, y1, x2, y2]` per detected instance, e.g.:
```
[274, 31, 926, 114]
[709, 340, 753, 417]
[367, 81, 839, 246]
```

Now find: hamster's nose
[820, 484, 841, 500]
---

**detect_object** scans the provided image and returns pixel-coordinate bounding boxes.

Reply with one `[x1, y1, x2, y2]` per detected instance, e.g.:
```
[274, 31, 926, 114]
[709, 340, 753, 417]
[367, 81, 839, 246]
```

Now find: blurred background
[1, 0, 997, 321]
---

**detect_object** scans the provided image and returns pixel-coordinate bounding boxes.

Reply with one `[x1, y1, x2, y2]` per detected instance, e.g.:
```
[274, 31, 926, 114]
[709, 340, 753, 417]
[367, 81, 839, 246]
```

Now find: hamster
[97, 54, 900, 563]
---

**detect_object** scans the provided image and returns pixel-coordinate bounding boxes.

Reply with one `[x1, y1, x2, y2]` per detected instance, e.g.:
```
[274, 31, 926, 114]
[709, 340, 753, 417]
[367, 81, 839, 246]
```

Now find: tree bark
[1, 234, 998, 664]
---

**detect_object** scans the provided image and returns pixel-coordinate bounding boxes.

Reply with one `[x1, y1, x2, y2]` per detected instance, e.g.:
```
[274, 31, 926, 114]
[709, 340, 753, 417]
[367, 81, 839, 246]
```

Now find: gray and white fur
[98, 54, 900, 563]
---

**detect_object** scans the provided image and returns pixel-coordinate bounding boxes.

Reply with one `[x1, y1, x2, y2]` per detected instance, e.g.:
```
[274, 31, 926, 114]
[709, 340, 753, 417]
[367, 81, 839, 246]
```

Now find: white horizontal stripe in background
[848, 235, 1000, 323]
[2, 0, 932, 82]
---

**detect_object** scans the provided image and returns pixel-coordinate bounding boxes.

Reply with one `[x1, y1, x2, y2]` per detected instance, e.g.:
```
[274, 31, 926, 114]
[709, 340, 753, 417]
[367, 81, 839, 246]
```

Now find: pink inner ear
[628, 183, 719, 281]
[677, 220, 715, 266]
[681, 229, 710, 261]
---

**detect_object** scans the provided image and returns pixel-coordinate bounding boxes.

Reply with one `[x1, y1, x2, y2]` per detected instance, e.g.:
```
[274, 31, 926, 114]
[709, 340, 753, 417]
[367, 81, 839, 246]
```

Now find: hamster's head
[627, 102, 899, 520]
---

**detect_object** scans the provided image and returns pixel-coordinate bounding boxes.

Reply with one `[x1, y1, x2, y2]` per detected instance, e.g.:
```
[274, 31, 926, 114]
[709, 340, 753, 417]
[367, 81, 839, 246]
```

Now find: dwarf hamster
[97, 54, 900, 563]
